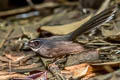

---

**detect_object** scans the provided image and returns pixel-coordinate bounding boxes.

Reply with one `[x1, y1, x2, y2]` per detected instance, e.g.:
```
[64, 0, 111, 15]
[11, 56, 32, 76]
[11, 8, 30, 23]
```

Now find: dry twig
[0, 28, 13, 49]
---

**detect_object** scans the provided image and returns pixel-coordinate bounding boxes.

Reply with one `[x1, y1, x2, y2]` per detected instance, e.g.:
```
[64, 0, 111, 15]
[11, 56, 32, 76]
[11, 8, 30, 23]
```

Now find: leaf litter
[0, 0, 120, 80]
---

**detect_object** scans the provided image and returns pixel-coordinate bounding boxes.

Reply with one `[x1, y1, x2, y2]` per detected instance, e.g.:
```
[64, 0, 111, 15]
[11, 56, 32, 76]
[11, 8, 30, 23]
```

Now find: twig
[0, 2, 59, 17]
[26, 0, 36, 10]
[48, 64, 66, 80]
[89, 68, 120, 80]
[0, 28, 13, 49]
[86, 42, 120, 46]
[112, 21, 119, 33]
[9, 60, 12, 75]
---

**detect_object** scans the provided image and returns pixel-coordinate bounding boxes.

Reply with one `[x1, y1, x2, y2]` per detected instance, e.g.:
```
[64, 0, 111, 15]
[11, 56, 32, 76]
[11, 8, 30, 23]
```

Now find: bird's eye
[29, 40, 40, 48]
[33, 41, 39, 46]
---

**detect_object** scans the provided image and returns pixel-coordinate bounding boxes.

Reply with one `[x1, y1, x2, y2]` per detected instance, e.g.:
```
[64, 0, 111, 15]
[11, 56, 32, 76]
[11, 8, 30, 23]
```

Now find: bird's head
[27, 39, 44, 52]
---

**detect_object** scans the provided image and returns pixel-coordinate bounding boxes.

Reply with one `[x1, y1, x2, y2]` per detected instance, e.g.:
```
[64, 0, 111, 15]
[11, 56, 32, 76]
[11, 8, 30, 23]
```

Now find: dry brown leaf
[101, 21, 120, 42]
[92, 61, 120, 66]
[96, 0, 110, 15]
[107, 34, 120, 42]
[41, 14, 93, 35]
[81, 73, 96, 80]
[61, 63, 93, 79]
[13, 71, 47, 80]
[40, 1, 111, 35]
[101, 24, 120, 37]
[65, 50, 99, 66]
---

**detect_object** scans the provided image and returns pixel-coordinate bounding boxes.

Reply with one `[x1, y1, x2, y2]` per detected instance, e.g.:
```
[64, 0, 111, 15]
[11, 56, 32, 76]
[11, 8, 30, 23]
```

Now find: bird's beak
[22, 41, 30, 49]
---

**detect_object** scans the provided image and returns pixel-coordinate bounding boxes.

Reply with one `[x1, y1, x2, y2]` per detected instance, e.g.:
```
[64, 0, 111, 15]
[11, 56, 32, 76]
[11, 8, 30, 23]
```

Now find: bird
[26, 6, 118, 58]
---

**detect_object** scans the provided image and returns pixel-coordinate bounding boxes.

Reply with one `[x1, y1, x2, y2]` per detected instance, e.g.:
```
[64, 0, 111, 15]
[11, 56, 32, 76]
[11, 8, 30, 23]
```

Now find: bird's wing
[50, 41, 84, 57]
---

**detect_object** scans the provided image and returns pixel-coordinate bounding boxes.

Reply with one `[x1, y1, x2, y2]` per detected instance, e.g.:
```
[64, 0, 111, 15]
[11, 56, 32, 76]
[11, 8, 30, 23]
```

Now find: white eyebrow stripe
[30, 39, 41, 43]
[31, 40, 45, 52]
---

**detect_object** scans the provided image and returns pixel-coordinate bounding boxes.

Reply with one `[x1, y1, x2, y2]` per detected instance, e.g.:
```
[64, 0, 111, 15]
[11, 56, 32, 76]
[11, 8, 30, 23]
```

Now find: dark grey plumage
[27, 6, 118, 58]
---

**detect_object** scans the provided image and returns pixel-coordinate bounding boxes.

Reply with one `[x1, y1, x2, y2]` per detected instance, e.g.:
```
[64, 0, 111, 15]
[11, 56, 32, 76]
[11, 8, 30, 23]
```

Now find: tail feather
[69, 6, 118, 40]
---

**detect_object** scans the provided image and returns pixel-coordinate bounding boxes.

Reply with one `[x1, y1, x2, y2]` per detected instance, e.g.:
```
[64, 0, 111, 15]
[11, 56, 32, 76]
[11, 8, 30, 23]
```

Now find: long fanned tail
[69, 6, 118, 41]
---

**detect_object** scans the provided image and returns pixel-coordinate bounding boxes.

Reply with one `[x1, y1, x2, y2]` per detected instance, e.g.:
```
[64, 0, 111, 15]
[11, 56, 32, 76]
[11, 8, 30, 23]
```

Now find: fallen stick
[0, 2, 59, 17]
[0, 28, 13, 49]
